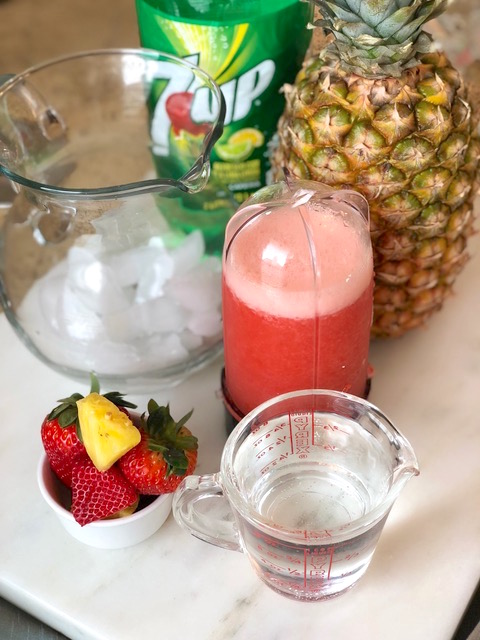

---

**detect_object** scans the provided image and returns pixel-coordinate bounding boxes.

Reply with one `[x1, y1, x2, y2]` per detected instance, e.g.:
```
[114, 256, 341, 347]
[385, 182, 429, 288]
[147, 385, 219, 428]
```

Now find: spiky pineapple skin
[274, 50, 479, 337]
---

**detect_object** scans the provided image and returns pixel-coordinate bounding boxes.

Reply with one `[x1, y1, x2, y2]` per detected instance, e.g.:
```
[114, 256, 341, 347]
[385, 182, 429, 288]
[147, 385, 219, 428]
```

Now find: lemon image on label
[216, 139, 255, 162]
[229, 128, 265, 148]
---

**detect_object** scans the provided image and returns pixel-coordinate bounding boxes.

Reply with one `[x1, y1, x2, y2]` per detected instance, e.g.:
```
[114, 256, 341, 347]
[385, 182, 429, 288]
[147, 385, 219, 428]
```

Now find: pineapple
[273, 0, 479, 337]
[76, 393, 141, 472]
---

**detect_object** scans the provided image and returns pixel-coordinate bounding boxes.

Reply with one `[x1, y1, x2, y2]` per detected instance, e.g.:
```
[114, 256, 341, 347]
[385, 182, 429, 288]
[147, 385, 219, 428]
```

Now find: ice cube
[104, 244, 165, 289]
[91, 195, 170, 251]
[167, 256, 222, 313]
[187, 309, 222, 337]
[85, 340, 139, 375]
[76, 233, 103, 255]
[58, 283, 106, 341]
[169, 230, 205, 276]
[102, 305, 139, 343]
[144, 332, 189, 366]
[138, 296, 188, 335]
[67, 246, 131, 314]
[135, 249, 175, 303]
[179, 329, 204, 351]
[34, 260, 69, 332]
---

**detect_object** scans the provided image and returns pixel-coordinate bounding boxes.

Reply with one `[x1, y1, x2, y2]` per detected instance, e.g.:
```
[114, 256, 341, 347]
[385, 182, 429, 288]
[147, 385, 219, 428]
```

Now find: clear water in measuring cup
[233, 411, 394, 600]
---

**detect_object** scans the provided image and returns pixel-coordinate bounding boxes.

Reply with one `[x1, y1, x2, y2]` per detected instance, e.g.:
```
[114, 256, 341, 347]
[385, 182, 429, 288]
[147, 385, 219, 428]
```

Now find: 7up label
[150, 55, 275, 159]
[136, 0, 312, 230]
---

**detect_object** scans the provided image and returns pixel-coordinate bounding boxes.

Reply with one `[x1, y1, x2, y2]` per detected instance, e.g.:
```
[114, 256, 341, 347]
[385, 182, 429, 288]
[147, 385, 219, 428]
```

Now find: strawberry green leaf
[54, 393, 84, 405]
[147, 398, 160, 415]
[103, 391, 137, 409]
[57, 406, 79, 427]
[146, 404, 177, 440]
[143, 400, 197, 475]
[163, 448, 189, 476]
[174, 433, 198, 451]
[147, 442, 169, 454]
[48, 394, 84, 422]
[175, 409, 194, 433]
[89, 372, 100, 394]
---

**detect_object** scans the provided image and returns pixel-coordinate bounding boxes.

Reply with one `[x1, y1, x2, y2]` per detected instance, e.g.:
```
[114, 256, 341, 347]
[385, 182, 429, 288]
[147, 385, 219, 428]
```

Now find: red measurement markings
[260, 451, 290, 475]
[252, 421, 288, 459]
[321, 421, 349, 435]
[303, 547, 335, 585]
[327, 545, 334, 580]
[260, 558, 286, 574]
[289, 412, 313, 456]
[304, 529, 333, 540]
[311, 418, 350, 450]
[303, 549, 308, 588]
[288, 412, 294, 455]
[285, 553, 303, 565]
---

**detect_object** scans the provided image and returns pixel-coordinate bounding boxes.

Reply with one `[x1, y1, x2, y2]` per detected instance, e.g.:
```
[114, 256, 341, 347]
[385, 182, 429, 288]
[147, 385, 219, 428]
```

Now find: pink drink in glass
[222, 199, 373, 417]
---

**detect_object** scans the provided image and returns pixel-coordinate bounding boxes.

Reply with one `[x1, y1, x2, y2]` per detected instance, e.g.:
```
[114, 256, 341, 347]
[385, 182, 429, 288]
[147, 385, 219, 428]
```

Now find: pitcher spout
[182, 158, 211, 194]
[393, 446, 420, 495]
[397, 463, 420, 484]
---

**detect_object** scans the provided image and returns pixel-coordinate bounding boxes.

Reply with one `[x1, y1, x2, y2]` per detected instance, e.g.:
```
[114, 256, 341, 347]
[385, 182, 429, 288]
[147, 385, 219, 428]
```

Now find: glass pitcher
[0, 49, 233, 388]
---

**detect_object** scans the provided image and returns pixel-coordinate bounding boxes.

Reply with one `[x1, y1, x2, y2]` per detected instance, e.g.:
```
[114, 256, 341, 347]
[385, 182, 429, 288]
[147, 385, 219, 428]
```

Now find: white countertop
[0, 229, 479, 640]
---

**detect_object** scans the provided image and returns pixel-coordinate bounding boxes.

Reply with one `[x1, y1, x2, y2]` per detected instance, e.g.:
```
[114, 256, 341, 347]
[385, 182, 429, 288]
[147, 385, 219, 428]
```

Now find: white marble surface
[0, 229, 479, 640]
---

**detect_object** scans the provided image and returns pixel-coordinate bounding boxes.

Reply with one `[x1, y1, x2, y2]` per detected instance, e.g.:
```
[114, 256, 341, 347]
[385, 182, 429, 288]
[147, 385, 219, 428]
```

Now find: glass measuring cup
[0, 49, 232, 388]
[173, 389, 419, 601]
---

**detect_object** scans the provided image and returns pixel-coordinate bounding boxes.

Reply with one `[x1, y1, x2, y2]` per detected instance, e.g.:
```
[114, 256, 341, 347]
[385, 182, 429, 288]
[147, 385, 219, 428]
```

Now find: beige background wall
[0, 0, 139, 73]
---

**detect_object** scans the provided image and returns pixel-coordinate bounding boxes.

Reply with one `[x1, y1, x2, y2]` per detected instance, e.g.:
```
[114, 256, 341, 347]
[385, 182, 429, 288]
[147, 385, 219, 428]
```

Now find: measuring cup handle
[172, 473, 242, 552]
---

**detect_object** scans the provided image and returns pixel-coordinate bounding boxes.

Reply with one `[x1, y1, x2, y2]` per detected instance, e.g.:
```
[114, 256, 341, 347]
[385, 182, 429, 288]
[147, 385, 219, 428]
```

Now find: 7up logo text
[150, 55, 275, 156]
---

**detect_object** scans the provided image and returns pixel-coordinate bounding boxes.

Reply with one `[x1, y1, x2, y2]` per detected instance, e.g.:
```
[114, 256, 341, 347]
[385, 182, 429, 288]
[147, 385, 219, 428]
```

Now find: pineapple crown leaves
[47, 373, 137, 439]
[142, 399, 197, 477]
[312, 0, 451, 77]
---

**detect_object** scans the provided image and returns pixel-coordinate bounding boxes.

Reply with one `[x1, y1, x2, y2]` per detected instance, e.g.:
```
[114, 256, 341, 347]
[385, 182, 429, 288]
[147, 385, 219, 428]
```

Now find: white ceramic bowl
[37, 454, 173, 549]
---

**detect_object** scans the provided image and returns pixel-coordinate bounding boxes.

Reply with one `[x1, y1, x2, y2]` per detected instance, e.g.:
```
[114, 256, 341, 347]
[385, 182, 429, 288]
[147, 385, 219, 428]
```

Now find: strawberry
[70, 457, 139, 526]
[41, 375, 137, 488]
[41, 394, 87, 488]
[118, 400, 197, 494]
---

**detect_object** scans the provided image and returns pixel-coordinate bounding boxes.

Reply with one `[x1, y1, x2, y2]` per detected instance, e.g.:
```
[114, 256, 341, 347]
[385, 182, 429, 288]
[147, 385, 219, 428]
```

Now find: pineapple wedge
[77, 393, 141, 472]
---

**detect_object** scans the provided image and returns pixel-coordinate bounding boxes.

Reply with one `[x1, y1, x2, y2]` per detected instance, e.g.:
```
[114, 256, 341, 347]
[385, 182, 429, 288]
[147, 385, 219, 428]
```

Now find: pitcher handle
[1, 74, 66, 142]
[172, 473, 242, 552]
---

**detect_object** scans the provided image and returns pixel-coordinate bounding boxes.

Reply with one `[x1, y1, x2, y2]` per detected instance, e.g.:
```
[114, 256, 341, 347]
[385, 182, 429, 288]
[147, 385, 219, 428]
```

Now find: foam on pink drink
[225, 203, 372, 318]
[223, 200, 374, 416]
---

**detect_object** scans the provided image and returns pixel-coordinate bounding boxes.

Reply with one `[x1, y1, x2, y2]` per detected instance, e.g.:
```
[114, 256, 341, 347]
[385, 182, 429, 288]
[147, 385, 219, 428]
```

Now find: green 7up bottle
[136, 0, 313, 254]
